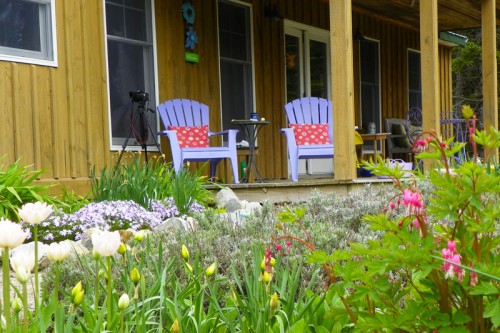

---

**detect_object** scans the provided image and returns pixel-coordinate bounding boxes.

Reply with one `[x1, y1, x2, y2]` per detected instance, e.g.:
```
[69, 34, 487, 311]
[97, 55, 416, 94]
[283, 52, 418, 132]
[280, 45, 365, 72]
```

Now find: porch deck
[208, 176, 393, 203]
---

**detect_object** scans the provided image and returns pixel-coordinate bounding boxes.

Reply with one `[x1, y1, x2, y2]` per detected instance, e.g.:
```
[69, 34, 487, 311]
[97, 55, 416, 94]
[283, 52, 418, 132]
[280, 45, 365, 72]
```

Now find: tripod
[115, 100, 164, 166]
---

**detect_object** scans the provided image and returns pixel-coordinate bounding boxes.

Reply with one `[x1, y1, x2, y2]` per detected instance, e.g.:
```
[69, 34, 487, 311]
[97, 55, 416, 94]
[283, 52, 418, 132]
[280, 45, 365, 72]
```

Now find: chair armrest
[209, 129, 239, 148]
[280, 128, 297, 149]
[158, 130, 181, 148]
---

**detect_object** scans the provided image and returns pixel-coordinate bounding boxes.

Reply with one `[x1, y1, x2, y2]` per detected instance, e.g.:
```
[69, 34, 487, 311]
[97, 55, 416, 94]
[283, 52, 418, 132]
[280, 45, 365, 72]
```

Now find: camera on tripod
[129, 90, 149, 104]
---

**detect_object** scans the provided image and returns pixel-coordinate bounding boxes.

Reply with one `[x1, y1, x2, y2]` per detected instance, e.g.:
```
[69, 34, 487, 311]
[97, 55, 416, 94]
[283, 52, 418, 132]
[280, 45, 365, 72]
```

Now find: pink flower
[286, 241, 292, 248]
[470, 263, 478, 287]
[440, 240, 464, 281]
[276, 244, 282, 251]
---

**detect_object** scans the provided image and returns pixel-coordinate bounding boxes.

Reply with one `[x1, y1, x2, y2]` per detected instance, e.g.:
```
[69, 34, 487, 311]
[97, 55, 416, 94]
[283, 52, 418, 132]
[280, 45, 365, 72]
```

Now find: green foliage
[276, 126, 500, 332]
[91, 154, 213, 213]
[168, 166, 215, 214]
[0, 158, 55, 221]
[91, 154, 173, 208]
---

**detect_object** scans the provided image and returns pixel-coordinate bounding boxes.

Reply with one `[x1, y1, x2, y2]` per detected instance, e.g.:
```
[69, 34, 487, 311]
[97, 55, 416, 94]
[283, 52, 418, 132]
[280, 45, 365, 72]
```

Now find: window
[360, 39, 381, 132]
[408, 50, 422, 109]
[105, 0, 158, 149]
[0, 0, 57, 66]
[218, 0, 255, 142]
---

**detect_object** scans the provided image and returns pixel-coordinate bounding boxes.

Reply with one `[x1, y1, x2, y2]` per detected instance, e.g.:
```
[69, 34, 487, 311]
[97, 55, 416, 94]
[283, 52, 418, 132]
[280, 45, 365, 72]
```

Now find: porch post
[481, 0, 499, 160]
[330, 0, 357, 180]
[419, 0, 441, 138]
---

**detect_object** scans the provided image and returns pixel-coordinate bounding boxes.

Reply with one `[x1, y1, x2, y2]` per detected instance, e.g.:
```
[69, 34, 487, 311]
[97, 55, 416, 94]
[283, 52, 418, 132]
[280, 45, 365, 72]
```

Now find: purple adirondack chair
[157, 99, 240, 183]
[280, 97, 334, 182]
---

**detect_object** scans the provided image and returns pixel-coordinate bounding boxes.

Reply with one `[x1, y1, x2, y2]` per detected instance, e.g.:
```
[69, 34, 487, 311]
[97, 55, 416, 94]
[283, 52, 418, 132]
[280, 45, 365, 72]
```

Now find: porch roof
[322, 0, 500, 31]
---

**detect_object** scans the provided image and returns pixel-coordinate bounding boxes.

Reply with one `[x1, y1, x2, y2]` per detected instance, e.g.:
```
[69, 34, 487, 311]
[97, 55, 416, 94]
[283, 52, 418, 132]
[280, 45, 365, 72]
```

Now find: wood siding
[0, 0, 455, 193]
[0, 0, 109, 193]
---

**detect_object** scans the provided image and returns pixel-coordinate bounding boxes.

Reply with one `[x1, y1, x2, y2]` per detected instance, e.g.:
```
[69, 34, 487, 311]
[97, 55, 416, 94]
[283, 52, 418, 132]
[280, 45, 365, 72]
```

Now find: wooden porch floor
[207, 175, 393, 203]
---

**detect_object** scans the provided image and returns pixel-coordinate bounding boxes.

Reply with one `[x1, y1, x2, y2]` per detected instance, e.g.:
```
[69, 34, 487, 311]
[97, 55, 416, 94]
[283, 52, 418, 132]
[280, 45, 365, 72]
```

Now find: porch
[207, 175, 392, 203]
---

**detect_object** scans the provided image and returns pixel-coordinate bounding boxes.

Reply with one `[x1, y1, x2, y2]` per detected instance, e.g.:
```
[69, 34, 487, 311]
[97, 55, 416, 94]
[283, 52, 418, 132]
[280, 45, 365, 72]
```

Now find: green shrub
[0, 158, 56, 221]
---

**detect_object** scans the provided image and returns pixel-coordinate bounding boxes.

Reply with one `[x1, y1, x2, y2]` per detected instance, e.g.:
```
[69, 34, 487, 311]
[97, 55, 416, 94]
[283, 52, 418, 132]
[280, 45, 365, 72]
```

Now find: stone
[153, 216, 196, 234]
[215, 188, 239, 208]
[225, 198, 243, 213]
[80, 227, 101, 250]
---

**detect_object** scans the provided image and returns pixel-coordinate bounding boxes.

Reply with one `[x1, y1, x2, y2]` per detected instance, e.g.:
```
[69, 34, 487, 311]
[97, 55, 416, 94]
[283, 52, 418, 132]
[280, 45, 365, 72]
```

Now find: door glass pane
[218, 0, 254, 142]
[360, 40, 380, 131]
[285, 34, 301, 102]
[309, 40, 327, 98]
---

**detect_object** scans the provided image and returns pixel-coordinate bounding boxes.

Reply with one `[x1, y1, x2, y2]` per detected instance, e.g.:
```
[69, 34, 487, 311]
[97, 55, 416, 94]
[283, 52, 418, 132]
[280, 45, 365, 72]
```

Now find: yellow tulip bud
[269, 292, 279, 313]
[260, 258, 266, 271]
[11, 297, 22, 313]
[73, 290, 85, 306]
[71, 281, 83, 298]
[205, 261, 217, 277]
[171, 319, 179, 333]
[130, 267, 141, 285]
[117, 242, 127, 255]
[461, 104, 474, 120]
[181, 244, 189, 261]
[184, 262, 194, 274]
[270, 257, 276, 267]
[260, 271, 272, 283]
[118, 293, 130, 310]
[134, 230, 146, 242]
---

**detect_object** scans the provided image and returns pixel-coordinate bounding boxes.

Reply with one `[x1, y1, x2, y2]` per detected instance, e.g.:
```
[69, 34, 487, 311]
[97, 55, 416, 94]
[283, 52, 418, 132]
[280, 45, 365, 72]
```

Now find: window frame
[0, 0, 58, 67]
[103, 0, 159, 151]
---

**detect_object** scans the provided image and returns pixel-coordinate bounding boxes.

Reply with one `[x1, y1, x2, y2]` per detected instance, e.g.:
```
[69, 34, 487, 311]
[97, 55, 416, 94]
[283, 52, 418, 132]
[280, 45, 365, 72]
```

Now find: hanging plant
[182, 2, 195, 25]
[185, 27, 198, 50]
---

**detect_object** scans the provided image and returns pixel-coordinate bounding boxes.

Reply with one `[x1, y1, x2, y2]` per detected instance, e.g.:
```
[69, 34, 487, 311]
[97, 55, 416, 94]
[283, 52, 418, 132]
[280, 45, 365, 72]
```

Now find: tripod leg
[116, 110, 139, 167]
[145, 119, 167, 164]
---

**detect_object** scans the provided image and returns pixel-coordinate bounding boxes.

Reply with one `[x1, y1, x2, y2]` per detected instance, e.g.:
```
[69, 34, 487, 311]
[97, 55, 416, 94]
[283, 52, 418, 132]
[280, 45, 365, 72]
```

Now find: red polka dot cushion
[289, 123, 331, 145]
[168, 125, 209, 148]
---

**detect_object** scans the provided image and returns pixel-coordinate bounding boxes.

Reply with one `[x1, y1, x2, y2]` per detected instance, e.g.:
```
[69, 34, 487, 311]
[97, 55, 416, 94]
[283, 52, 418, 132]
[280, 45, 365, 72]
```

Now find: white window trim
[103, 0, 160, 152]
[0, 0, 58, 67]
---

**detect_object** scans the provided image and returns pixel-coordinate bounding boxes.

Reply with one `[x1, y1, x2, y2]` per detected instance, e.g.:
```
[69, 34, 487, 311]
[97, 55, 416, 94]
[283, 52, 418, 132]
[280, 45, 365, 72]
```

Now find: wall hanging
[182, 1, 199, 63]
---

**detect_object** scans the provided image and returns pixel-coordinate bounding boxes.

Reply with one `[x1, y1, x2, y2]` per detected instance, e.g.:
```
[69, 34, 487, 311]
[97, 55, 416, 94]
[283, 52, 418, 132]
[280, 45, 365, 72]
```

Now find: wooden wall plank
[0, 63, 14, 164]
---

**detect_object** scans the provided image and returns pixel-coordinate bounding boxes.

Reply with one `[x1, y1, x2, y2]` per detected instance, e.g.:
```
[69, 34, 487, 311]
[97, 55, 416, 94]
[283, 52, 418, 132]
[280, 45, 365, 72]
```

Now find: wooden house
[0, 0, 498, 195]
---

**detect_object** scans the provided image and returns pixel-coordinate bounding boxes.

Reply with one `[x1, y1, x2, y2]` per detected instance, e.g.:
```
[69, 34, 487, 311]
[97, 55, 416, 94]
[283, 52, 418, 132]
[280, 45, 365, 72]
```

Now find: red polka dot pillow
[168, 125, 209, 148]
[289, 123, 331, 145]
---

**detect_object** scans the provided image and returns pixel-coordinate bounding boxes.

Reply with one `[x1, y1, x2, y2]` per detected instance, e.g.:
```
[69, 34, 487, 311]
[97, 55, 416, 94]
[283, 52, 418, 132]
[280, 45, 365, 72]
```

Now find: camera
[129, 90, 149, 104]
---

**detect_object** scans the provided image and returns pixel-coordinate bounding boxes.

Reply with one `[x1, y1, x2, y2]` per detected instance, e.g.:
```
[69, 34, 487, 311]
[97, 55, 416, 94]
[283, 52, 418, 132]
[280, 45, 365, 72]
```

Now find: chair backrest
[284, 97, 333, 141]
[385, 117, 412, 153]
[157, 99, 210, 128]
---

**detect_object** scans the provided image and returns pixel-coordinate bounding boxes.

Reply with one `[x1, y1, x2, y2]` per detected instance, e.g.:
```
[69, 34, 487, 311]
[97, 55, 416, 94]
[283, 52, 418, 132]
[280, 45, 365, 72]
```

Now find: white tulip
[47, 241, 71, 262]
[18, 202, 53, 225]
[91, 230, 121, 257]
[118, 293, 130, 310]
[0, 218, 27, 249]
[10, 251, 36, 274]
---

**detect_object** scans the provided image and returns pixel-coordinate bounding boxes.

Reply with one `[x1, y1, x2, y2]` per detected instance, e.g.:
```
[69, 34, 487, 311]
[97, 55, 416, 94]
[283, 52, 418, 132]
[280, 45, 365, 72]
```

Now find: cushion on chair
[391, 124, 411, 148]
[289, 123, 331, 145]
[168, 125, 209, 148]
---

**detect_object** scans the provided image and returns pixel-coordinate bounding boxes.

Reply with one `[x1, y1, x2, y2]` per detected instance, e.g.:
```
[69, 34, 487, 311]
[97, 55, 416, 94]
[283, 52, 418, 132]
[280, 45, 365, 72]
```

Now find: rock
[80, 228, 101, 250]
[216, 188, 239, 208]
[153, 217, 196, 233]
[225, 198, 243, 213]
[62, 240, 89, 257]
[243, 201, 262, 213]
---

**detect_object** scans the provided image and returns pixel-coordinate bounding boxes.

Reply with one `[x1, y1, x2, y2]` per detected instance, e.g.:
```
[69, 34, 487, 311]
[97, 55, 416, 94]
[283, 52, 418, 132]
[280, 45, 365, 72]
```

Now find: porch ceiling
[323, 0, 500, 31]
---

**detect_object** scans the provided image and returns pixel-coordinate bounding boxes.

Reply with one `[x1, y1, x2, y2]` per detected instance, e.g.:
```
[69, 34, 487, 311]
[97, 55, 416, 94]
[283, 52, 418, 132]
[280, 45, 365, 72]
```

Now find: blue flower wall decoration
[182, 2, 195, 25]
[185, 27, 198, 50]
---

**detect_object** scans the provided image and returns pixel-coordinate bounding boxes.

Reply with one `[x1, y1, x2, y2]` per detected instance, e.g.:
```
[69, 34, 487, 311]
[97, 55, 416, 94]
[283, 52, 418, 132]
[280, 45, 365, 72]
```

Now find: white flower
[91, 230, 121, 257]
[10, 251, 35, 283]
[0, 218, 27, 249]
[47, 241, 71, 262]
[18, 202, 53, 225]
[118, 293, 130, 310]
